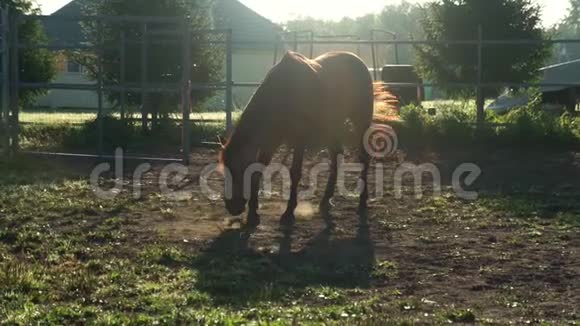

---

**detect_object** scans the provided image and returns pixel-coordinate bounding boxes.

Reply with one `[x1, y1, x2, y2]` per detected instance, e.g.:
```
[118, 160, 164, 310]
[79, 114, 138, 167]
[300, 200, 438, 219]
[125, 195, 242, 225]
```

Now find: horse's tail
[373, 82, 400, 123]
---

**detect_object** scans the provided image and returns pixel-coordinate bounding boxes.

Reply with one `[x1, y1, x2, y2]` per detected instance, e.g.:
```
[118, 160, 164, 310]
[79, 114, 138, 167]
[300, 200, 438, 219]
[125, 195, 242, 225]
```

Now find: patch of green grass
[477, 194, 580, 226]
[372, 260, 399, 279]
[439, 308, 477, 323]
[20, 110, 242, 125]
[20, 116, 226, 153]
[139, 245, 188, 267]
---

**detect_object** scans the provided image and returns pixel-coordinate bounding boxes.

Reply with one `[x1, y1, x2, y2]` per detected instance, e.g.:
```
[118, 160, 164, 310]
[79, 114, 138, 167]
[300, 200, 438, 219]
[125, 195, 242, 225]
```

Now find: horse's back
[314, 52, 374, 129]
[237, 51, 373, 148]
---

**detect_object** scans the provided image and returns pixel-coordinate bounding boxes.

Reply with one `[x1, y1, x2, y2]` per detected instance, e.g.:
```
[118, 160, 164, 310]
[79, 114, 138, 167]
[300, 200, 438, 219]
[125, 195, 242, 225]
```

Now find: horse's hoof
[357, 204, 368, 214]
[357, 205, 369, 227]
[246, 214, 261, 228]
[324, 218, 336, 230]
[280, 212, 296, 227]
[319, 201, 332, 215]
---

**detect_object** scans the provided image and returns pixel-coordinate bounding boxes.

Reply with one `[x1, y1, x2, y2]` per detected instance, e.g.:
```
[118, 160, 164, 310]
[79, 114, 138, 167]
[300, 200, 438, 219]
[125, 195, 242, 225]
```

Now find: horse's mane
[220, 52, 320, 164]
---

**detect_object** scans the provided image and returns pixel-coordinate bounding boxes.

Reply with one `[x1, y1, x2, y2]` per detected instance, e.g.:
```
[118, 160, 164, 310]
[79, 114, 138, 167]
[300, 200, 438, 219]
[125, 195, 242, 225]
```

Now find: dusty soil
[116, 147, 580, 323]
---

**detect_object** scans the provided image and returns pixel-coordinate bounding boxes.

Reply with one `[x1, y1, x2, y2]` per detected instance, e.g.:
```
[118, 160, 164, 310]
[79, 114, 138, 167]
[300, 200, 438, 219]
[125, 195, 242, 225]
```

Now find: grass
[18, 109, 243, 154]
[20, 110, 242, 125]
[0, 152, 578, 324]
[19, 116, 227, 153]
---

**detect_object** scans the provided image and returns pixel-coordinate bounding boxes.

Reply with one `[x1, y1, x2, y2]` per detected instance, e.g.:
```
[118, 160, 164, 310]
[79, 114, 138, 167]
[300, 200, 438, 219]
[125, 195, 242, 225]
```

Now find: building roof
[539, 58, 580, 92]
[43, 0, 89, 45]
[43, 0, 282, 50]
[213, 0, 282, 50]
[487, 59, 580, 112]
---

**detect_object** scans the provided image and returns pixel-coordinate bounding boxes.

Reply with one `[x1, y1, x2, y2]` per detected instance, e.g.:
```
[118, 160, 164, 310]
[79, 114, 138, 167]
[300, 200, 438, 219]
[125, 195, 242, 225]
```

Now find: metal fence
[1, 8, 580, 163]
[0, 9, 235, 163]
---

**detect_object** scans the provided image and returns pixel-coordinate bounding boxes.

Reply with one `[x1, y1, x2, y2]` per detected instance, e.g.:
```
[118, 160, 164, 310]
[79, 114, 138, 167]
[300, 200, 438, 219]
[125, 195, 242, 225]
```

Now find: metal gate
[0, 8, 235, 164]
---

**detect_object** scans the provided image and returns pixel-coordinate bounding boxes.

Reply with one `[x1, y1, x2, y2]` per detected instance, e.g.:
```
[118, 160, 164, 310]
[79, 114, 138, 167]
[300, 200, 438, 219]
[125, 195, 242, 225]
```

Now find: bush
[396, 103, 477, 149]
[492, 94, 579, 148]
[394, 97, 580, 150]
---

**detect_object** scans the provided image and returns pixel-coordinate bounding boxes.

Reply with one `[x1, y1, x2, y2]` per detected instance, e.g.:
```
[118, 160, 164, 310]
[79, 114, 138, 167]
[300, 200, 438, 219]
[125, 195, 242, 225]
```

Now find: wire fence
[1, 8, 580, 163]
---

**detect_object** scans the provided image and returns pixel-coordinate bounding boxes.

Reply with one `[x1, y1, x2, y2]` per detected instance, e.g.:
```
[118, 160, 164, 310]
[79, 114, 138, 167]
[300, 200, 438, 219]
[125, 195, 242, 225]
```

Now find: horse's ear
[217, 136, 227, 149]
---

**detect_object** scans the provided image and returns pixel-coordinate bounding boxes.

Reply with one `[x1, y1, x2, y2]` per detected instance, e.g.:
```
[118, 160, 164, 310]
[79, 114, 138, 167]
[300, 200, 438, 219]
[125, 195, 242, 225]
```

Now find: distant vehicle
[487, 59, 580, 114]
[381, 65, 424, 106]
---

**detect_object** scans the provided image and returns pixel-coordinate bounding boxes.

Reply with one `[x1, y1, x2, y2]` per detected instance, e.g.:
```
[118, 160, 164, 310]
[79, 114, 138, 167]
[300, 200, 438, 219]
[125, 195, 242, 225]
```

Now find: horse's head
[217, 51, 317, 216]
[219, 140, 256, 216]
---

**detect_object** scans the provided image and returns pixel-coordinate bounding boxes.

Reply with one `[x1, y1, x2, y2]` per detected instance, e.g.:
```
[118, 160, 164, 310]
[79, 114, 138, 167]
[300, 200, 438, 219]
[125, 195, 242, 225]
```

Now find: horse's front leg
[247, 174, 261, 227]
[247, 146, 276, 227]
[281, 146, 305, 226]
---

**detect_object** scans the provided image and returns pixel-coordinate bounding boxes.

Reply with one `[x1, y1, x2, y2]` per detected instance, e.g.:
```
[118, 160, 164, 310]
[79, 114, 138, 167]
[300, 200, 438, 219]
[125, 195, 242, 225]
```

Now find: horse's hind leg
[320, 144, 343, 215]
[353, 109, 373, 214]
[281, 146, 305, 226]
[357, 138, 371, 214]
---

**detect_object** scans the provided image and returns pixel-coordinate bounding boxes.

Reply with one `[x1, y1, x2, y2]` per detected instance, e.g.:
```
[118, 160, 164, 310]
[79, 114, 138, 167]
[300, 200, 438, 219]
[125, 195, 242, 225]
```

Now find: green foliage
[1, 0, 56, 106]
[397, 102, 478, 148]
[495, 95, 579, 145]
[552, 0, 580, 62]
[376, 1, 426, 64]
[396, 97, 580, 149]
[284, 1, 425, 64]
[75, 0, 221, 112]
[416, 0, 551, 98]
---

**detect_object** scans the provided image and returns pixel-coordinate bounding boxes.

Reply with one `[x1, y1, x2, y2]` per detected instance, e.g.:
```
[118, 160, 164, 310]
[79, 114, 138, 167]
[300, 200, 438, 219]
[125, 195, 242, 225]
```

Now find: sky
[39, 0, 570, 27]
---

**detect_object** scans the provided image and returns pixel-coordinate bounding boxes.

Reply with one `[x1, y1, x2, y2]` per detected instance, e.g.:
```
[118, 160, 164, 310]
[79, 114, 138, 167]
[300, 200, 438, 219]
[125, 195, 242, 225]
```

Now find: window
[67, 60, 81, 73]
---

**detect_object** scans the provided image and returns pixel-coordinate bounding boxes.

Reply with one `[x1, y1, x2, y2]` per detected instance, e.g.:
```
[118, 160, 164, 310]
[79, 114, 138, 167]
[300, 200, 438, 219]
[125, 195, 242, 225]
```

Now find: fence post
[120, 30, 126, 123]
[1, 7, 10, 158]
[394, 35, 400, 65]
[181, 20, 192, 165]
[273, 34, 279, 66]
[140, 22, 148, 133]
[97, 20, 104, 158]
[476, 24, 484, 127]
[225, 28, 233, 134]
[9, 10, 19, 156]
[370, 31, 377, 81]
[308, 31, 314, 58]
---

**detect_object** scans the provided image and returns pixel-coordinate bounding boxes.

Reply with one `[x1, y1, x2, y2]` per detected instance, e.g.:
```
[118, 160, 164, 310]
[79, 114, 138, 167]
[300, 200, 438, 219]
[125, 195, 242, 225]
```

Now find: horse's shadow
[193, 212, 375, 306]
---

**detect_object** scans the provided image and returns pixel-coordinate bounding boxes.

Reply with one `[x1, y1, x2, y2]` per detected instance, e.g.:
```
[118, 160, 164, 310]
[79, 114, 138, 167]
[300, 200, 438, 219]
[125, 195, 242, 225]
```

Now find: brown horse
[219, 51, 376, 227]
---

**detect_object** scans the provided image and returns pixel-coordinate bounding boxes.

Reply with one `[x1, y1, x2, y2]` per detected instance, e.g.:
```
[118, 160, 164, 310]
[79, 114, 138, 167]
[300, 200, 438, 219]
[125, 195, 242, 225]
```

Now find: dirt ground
[94, 146, 578, 323]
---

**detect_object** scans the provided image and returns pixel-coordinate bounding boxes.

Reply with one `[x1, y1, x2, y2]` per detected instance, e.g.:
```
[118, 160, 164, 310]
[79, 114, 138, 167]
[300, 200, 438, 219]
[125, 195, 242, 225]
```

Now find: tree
[1, 0, 56, 106]
[415, 0, 551, 97]
[77, 0, 221, 126]
[377, 1, 425, 64]
[284, 1, 425, 65]
[553, 0, 580, 62]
